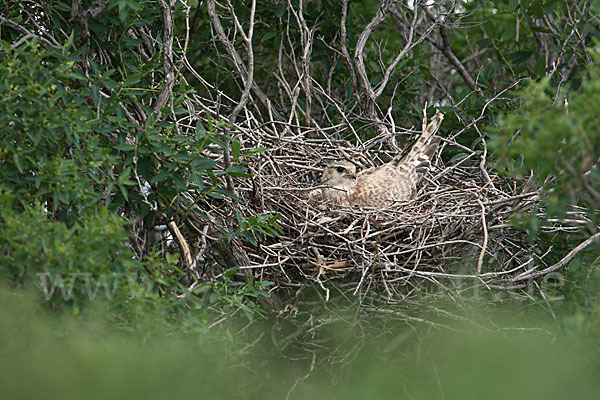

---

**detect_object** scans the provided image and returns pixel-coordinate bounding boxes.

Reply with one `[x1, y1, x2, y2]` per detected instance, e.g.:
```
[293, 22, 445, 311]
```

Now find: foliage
[0, 192, 136, 307]
[207, 267, 274, 321]
[0, 42, 120, 216]
[1, 286, 600, 400]
[492, 48, 600, 226]
[0, 0, 277, 322]
[0, 0, 598, 332]
[1, 3, 600, 396]
[227, 213, 282, 246]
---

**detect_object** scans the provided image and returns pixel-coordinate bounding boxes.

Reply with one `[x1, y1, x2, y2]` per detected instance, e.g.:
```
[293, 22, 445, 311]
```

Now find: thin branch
[512, 232, 600, 282]
[207, 0, 283, 121]
[377, 5, 435, 98]
[340, 0, 359, 103]
[353, 0, 394, 116]
[0, 15, 57, 47]
[423, 5, 482, 95]
[154, 0, 176, 115]
[226, 0, 256, 121]
[476, 198, 488, 275]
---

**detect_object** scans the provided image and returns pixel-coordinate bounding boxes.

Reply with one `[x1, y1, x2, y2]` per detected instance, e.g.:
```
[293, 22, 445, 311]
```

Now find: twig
[423, 5, 482, 95]
[154, 0, 176, 115]
[167, 220, 197, 275]
[476, 198, 488, 274]
[511, 232, 600, 282]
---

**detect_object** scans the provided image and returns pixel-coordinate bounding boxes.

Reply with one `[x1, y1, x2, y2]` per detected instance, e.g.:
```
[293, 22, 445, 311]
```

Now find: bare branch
[512, 232, 600, 282]
[226, 0, 256, 122]
[207, 0, 283, 121]
[353, 0, 394, 116]
[423, 5, 481, 95]
[154, 0, 176, 116]
[0, 15, 57, 47]
[340, 0, 359, 103]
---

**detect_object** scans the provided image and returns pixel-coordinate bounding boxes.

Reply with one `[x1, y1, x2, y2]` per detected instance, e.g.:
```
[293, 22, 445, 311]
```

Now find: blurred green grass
[0, 288, 251, 400]
[1, 286, 599, 400]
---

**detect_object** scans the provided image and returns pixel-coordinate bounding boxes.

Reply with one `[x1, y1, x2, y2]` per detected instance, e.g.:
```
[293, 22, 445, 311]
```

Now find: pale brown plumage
[314, 113, 444, 208]
[312, 161, 357, 207]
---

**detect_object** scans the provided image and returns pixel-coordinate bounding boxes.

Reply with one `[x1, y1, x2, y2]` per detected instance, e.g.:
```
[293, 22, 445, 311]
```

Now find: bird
[316, 160, 357, 206]
[312, 113, 444, 208]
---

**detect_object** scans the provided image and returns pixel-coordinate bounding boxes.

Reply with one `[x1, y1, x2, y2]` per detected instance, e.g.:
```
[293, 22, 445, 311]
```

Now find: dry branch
[166, 102, 583, 302]
[104, 0, 593, 304]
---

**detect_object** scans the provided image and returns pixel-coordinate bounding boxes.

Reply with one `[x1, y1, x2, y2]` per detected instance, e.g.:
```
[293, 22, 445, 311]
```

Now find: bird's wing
[350, 113, 444, 207]
[392, 112, 444, 184]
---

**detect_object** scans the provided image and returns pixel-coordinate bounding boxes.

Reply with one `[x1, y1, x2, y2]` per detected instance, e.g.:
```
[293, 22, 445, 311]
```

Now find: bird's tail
[393, 112, 444, 179]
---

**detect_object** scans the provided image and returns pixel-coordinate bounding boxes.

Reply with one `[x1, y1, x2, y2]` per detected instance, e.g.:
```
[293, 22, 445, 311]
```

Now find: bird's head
[321, 161, 357, 190]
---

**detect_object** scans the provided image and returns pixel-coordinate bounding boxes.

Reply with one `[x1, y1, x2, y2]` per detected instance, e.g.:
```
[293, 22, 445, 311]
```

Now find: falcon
[315, 160, 357, 206]
[314, 113, 444, 208]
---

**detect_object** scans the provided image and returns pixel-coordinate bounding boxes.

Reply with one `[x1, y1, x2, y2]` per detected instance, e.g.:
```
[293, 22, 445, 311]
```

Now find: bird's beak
[349, 173, 357, 180]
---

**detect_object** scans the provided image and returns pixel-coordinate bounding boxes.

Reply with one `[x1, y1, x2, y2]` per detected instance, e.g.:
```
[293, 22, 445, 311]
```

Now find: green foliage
[208, 267, 274, 321]
[0, 42, 120, 216]
[227, 213, 282, 246]
[561, 253, 600, 312]
[491, 47, 600, 225]
[1, 286, 600, 400]
[0, 1, 276, 322]
[488, 44, 599, 325]
[0, 192, 137, 309]
[455, 0, 589, 84]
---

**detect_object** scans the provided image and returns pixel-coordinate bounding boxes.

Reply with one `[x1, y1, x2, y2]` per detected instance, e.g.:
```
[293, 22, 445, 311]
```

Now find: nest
[172, 106, 578, 302]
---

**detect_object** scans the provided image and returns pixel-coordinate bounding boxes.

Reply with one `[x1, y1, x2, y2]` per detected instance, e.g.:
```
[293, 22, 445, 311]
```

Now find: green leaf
[0, 39, 11, 53]
[214, 187, 239, 202]
[261, 31, 278, 43]
[62, 30, 75, 54]
[91, 85, 100, 104]
[232, 138, 240, 161]
[66, 71, 87, 81]
[449, 153, 469, 163]
[195, 120, 205, 139]
[509, 50, 534, 64]
[172, 174, 187, 192]
[122, 73, 142, 87]
[150, 170, 170, 184]
[482, 21, 497, 38]
[240, 230, 257, 246]
[242, 147, 270, 156]
[226, 166, 251, 178]
[276, 4, 286, 17]
[533, 54, 546, 76]
[118, 167, 132, 184]
[118, 184, 129, 201]
[193, 158, 216, 170]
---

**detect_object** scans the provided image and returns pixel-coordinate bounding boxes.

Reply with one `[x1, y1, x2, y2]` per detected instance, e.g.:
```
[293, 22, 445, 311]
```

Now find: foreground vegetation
[1, 285, 599, 399]
[1, 0, 599, 395]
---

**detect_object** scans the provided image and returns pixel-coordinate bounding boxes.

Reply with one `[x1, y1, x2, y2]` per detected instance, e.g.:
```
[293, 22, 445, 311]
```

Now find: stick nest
[179, 111, 573, 300]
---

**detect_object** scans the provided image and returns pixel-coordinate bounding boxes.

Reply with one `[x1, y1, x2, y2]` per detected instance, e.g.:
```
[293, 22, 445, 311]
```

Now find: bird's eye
[336, 166, 345, 173]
